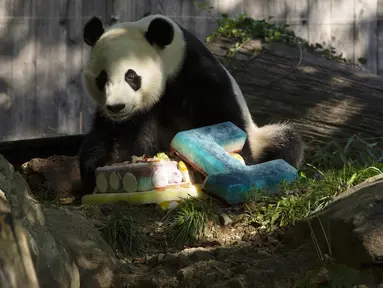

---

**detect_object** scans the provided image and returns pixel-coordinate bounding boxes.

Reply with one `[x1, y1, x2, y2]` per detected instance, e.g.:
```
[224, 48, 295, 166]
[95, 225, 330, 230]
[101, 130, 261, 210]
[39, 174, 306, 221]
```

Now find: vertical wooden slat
[331, 0, 355, 67]
[0, 0, 14, 141]
[355, 0, 378, 74]
[1, 0, 383, 143]
[63, 0, 83, 136]
[81, 0, 106, 134]
[33, 0, 61, 138]
[157, 0, 181, 17]
[308, 0, 332, 49]
[55, 0, 71, 136]
[286, 0, 309, 41]
[180, 1, 193, 35]
[189, 0, 204, 40]
[136, 0, 153, 19]
[378, 0, 383, 75]
[216, 0, 243, 16]
[155, 0, 166, 15]
[10, 0, 36, 141]
[106, 0, 136, 23]
[266, 0, 286, 25]
[243, 0, 267, 20]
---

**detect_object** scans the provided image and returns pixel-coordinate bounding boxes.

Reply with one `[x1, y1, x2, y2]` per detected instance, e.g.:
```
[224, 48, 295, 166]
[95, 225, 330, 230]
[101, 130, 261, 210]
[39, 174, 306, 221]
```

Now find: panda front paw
[79, 152, 108, 196]
[78, 133, 110, 197]
[81, 175, 97, 196]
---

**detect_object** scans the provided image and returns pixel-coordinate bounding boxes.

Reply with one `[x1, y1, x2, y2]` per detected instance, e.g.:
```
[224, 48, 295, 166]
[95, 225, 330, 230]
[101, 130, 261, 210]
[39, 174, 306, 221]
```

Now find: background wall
[0, 0, 380, 142]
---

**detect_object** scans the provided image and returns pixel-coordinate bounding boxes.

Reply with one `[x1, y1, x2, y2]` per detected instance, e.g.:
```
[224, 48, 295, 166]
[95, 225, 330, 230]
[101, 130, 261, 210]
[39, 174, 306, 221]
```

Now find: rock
[0, 154, 120, 287]
[226, 277, 246, 288]
[284, 174, 383, 269]
[21, 155, 81, 199]
[219, 213, 233, 226]
[148, 253, 165, 267]
[309, 267, 330, 285]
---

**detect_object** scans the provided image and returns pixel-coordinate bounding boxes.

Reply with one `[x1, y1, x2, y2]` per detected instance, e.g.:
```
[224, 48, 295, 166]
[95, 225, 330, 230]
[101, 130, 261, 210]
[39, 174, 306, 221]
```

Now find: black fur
[78, 16, 304, 196]
[145, 18, 174, 48]
[96, 70, 108, 92]
[143, 12, 151, 17]
[83, 16, 105, 47]
[79, 106, 164, 195]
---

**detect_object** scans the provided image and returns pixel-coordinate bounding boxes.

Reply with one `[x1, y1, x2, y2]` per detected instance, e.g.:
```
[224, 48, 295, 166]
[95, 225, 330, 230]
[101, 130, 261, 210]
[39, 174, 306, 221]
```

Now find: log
[0, 190, 39, 288]
[206, 37, 383, 144]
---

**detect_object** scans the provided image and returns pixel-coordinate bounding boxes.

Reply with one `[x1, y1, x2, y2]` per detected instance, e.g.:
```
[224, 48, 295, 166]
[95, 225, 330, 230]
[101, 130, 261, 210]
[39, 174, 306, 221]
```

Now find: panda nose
[106, 104, 125, 113]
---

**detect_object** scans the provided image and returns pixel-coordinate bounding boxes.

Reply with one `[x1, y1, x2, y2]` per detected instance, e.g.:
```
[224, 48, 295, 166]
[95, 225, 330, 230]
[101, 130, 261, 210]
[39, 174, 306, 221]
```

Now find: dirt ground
[77, 203, 320, 288]
[16, 155, 381, 288]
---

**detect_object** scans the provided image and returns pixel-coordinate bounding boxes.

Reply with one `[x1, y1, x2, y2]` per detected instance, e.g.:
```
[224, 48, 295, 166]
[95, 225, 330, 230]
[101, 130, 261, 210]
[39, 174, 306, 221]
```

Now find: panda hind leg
[244, 121, 305, 169]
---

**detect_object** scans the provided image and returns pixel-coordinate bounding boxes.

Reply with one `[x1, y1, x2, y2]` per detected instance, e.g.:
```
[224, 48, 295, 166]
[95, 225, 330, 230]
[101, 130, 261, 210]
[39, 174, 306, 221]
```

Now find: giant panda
[78, 14, 304, 196]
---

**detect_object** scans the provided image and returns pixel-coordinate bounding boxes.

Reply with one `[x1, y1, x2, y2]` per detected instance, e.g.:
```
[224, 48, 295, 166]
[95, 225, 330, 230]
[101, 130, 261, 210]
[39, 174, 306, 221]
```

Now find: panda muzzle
[106, 103, 126, 113]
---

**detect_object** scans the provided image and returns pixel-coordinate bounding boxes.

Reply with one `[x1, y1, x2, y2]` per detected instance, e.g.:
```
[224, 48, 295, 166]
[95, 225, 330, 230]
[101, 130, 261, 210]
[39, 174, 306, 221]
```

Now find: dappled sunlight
[312, 97, 364, 124]
[0, 92, 11, 111]
[212, 0, 243, 14]
[0, 2, 382, 287]
[329, 0, 355, 61]
[329, 76, 355, 88]
[285, 1, 309, 25]
[297, 66, 318, 74]
[0, 0, 380, 147]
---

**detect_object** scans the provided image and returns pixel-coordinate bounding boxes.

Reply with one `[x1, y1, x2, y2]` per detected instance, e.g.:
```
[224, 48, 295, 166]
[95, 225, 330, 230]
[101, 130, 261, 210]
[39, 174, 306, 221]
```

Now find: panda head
[82, 15, 185, 122]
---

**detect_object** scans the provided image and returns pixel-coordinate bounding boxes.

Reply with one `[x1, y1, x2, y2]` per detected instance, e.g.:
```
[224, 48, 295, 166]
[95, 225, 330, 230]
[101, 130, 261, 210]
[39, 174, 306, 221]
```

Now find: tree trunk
[206, 37, 383, 144]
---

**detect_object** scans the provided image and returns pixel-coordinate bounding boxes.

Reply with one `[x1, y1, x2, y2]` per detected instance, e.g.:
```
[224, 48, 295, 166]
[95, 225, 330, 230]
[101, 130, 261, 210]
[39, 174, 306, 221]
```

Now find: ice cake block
[82, 154, 203, 207]
[203, 159, 298, 204]
[81, 184, 203, 206]
[170, 122, 299, 205]
[94, 159, 191, 193]
[170, 121, 248, 176]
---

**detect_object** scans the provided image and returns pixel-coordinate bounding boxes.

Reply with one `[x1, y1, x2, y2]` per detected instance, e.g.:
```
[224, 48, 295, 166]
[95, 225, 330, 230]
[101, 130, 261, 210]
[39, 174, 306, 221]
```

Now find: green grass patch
[305, 135, 383, 170]
[99, 211, 148, 257]
[244, 135, 383, 232]
[194, 1, 367, 66]
[154, 134, 383, 248]
[164, 196, 218, 247]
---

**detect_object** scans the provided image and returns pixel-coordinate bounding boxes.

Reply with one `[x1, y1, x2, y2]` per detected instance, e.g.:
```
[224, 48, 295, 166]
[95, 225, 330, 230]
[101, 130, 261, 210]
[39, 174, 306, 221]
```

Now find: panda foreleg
[78, 129, 113, 196]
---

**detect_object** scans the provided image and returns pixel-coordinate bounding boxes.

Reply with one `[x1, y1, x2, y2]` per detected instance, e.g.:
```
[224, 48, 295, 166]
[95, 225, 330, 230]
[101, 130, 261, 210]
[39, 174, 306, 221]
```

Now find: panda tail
[245, 121, 305, 169]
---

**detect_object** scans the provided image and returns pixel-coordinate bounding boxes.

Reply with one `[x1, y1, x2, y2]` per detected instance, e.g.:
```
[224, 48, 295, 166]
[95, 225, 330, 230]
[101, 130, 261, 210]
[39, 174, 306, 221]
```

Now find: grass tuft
[305, 135, 383, 170]
[243, 135, 383, 232]
[100, 213, 148, 257]
[194, 1, 367, 66]
[164, 196, 218, 247]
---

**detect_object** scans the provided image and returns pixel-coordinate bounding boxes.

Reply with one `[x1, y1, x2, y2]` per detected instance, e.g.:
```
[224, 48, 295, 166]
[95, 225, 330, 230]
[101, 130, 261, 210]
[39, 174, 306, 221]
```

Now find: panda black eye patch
[125, 69, 141, 91]
[95, 70, 108, 92]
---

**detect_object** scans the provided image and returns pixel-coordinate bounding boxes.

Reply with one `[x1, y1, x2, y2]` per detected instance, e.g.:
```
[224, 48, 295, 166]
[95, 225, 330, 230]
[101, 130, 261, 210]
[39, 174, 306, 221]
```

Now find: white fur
[220, 63, 255, 129]
[219, 63, 274, 161]
[82, 14, 302, 166]
[219, 61, 300, 164]
[82, 14, 186, 122]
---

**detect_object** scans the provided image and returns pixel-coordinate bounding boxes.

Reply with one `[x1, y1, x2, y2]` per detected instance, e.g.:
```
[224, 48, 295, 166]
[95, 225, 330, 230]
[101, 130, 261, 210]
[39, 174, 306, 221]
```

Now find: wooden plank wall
[0, 0, 380, 142]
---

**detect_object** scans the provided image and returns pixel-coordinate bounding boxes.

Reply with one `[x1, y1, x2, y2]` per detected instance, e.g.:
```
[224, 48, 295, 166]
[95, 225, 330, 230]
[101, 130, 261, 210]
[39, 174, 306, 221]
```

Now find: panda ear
[143, 12, 151, 17]
[145, 18, 174, 48]
[83, 16, 105, 47]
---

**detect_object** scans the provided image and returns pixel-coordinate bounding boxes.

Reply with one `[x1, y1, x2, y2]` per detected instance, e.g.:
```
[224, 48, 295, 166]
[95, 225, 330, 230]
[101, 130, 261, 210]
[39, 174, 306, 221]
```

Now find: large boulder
[284, 173, 383, 268]
[0, 154, 120, 287]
